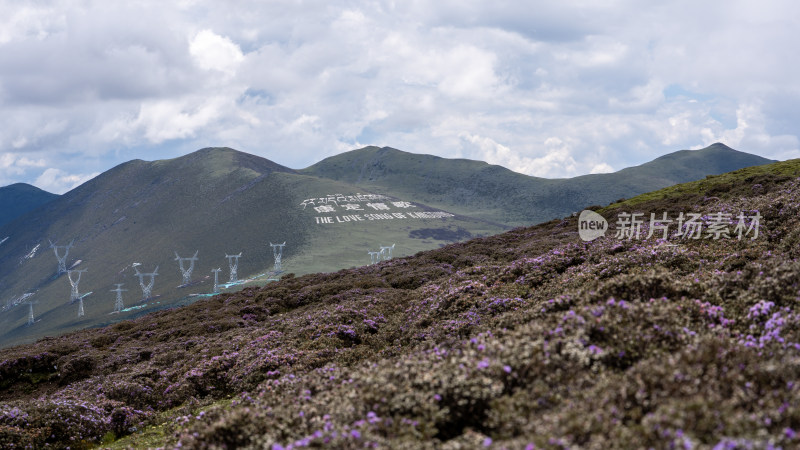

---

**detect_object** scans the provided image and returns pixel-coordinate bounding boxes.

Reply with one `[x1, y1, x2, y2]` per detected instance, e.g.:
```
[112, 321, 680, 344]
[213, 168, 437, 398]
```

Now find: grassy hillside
[604, 157, 800, 210]
[302, 146, 558, 226]
[302, 143, 774, 226]
[273, 171, 506, 276]
[0, 183, 58, 228]
[0, 158, 798, 448]
[0, 148, 507, 349]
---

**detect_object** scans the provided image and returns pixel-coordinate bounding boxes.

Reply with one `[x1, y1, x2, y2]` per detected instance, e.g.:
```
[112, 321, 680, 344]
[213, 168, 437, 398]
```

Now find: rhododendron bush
[1, 171, 799, 448]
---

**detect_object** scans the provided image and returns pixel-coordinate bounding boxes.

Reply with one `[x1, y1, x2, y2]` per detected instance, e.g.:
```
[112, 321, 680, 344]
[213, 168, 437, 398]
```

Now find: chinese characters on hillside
[578, 210, 761, 242]
[301, 193, 454, 224]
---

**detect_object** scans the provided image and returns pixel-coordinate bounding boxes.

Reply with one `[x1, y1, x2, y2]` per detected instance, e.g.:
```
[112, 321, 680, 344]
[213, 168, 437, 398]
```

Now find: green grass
[0, 183, 59, 228]
[271, 171, 508, 276]
[100, 425, 168, 449]
[0, 145, 779, 349]
[101, 397, 237, 449]
[4, 166, 800, 447]
[601, 158, 800, 211]
[0, 149, 507, 349]
[302, 144, 775, 227]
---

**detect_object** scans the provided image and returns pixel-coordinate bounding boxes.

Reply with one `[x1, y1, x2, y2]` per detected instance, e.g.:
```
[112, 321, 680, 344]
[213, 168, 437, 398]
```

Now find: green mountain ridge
[302, 142, 775, 226]
[0, 155, 798, 448]
[0, 147, 506, 349]
[0, 143, 774, 349]
[0, 183, 58, 228]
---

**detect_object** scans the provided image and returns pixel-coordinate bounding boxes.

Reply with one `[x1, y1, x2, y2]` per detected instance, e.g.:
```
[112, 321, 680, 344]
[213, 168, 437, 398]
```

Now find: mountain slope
[0, 158, 798, 448]
[560, 142, 779, 210]
[302, 142, 775, 226]
[0, 144, 776, 348]
[0, 148, 507, 349]
[301, 146, 555, 225]
[0, 183, 58, 227]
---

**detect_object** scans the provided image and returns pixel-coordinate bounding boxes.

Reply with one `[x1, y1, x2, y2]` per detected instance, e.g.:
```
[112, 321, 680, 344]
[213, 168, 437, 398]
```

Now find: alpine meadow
[2, 1, 799, 448]
[1, 146, 799, 448]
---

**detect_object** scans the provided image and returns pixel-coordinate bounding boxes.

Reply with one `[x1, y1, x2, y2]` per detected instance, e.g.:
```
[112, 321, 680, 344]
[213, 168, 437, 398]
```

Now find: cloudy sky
[1, 0, 798, 193]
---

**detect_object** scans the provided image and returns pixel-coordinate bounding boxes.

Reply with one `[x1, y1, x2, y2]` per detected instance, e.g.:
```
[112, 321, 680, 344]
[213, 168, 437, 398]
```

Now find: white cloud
[286, 114, 322, 135]
[189, 29, 244, 76]
[708, 103, 800, 160]
[461, 133, 580, 177]
[34, 168, 99, 194]
[590, 163, 614, 174]
[531, 137, 580, 177]
[0, 152, 48, 183]
[461, 133, 527, 172]
[0, 153, 17, 171]
[0, 0, 798, 184]
[16, 156, 46, 168]
[608, 80, 666, 111]
[135, 96, 229, 143]
[0, 5, 65, 44]
[555, 35, 629, 68]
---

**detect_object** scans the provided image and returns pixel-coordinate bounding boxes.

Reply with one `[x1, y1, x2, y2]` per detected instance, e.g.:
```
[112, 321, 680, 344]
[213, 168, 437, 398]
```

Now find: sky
[1, 0, 799, 194]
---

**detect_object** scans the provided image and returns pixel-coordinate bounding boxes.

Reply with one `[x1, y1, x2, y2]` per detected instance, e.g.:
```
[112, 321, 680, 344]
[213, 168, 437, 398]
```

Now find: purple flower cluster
[5, 173, 800, 448]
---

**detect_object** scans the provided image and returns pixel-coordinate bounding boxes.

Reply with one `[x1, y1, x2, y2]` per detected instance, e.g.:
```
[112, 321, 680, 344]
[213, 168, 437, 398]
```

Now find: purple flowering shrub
[2, 171, 800, 447]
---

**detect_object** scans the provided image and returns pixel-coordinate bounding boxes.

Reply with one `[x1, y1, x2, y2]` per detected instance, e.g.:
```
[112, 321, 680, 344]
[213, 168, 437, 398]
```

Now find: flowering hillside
[1, 165, 799, 448]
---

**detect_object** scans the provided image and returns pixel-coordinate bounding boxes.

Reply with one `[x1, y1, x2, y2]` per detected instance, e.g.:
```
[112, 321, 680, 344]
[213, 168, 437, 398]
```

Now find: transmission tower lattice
[226, 253, 242, 283]
[77, 297, 85, 317]
[49, 239, 74, 274]
[133, 264, 159, 301]
[175, 251, 199, 285]
[269, 242, 286, 271]
[211, 268, 222, 294]
[26, 299, 39, 326]
[111, 284, 127, 313]
[379, 243, 395, 261]
[368, 251, 380, 265]
[67, 268, 87, 303]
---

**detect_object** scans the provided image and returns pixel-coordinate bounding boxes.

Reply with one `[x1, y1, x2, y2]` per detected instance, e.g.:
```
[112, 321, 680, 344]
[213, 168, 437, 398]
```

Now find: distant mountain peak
[699, 142, 744, 153]
[693, 142, 776, 162]
[189, 146, 244, 156]
[167, 146, 249, 162]
[303, 143, 775, 226]
[0, 183, 59, 227]
[152, 146, 296, 176]
[707, 142, 734, 150]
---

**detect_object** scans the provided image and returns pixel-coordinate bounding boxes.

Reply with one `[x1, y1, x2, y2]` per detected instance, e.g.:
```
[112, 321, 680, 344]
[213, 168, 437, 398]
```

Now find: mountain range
[0, 152, 796, 448]
[0, 143, 774, 348]
[0, 183, 58, 228]
[303, 142, 774, 225]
